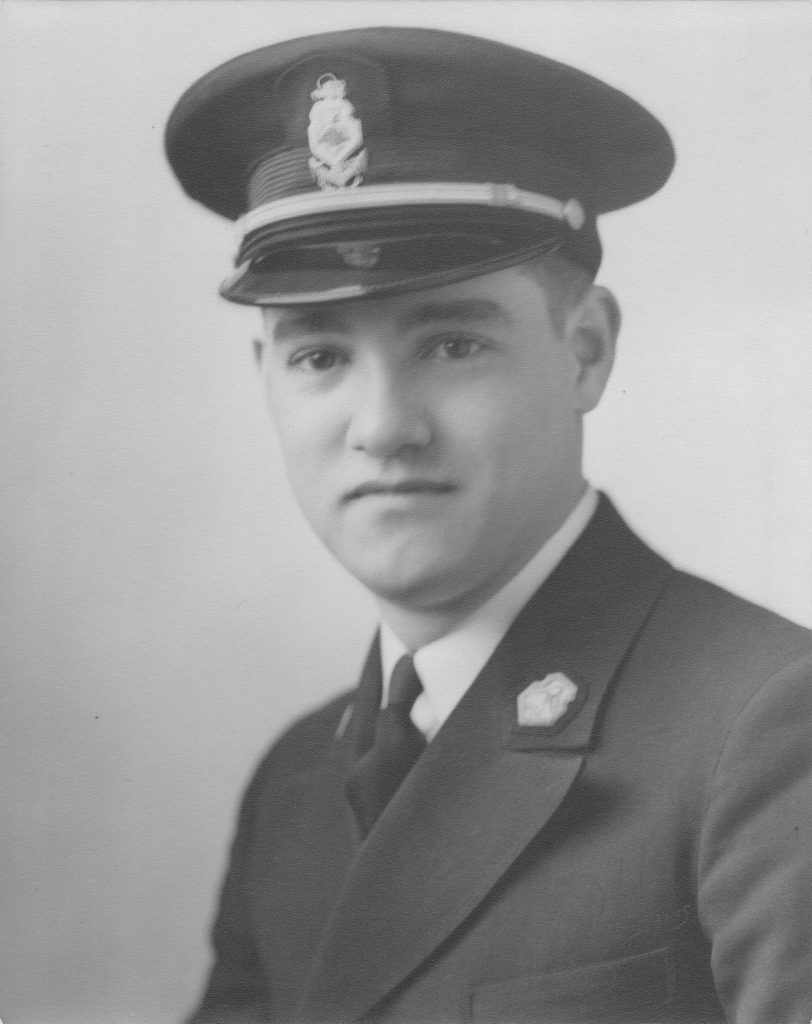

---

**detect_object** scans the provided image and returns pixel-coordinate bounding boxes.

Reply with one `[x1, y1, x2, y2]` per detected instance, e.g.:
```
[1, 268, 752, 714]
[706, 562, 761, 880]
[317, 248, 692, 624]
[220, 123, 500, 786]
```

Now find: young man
[167, 28, 811, 1024]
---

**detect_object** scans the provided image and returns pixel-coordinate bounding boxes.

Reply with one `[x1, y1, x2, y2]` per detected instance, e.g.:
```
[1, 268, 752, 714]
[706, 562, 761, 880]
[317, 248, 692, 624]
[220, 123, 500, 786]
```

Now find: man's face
[259, 265, 608, 622]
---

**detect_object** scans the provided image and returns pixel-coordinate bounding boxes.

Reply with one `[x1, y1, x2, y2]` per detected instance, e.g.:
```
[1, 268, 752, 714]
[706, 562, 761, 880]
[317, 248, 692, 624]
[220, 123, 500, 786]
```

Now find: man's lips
[343, 480, 457, 502]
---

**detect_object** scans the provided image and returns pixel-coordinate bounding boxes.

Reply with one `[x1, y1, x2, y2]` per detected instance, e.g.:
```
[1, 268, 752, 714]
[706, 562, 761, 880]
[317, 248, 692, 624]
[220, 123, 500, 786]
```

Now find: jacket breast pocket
[470, 947, 675, 1023]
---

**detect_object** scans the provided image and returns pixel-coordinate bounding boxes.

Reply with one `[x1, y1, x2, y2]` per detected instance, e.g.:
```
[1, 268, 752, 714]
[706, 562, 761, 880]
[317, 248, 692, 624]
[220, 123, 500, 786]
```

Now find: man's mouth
[343, 480, 457, 502]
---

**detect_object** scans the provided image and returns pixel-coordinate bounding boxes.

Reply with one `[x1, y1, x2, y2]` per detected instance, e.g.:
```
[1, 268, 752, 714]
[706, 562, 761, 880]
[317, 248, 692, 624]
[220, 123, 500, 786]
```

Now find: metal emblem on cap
[308, 74, 368, 190]
[517, 673, 578, 727]
[336, 242, 381, 268]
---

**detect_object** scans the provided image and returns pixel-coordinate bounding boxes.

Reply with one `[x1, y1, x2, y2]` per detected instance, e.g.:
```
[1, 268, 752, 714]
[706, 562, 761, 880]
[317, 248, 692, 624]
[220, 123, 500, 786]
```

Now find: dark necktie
[346, 655, 426, 835]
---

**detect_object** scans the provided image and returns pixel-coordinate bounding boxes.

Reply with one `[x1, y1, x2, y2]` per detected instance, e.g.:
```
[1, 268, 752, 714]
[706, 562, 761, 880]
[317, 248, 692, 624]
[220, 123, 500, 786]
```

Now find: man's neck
[375, 603, 469, 653]
[376, 484, 596, 652]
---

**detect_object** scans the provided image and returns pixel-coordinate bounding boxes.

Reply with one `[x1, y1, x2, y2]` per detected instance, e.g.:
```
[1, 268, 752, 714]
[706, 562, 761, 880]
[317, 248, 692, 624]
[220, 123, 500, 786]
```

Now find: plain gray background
[1, 2, 810, 1022]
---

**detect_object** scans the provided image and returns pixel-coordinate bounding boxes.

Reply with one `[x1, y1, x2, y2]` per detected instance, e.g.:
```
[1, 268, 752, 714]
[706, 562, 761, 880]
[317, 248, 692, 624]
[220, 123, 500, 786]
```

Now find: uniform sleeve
[183, 695, 351, 1024]
[698, 653, 812, 1023]
[184, 754, 276, 1024]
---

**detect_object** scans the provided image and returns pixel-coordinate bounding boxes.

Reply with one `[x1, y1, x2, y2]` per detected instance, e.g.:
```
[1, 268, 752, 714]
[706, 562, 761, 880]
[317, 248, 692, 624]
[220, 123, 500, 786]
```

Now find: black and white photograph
[1, 2, 810, 1022]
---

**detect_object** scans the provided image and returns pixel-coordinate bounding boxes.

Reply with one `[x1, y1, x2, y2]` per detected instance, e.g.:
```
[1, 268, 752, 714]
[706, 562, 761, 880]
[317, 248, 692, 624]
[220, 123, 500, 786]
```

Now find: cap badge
[517, 673, 578, 728]
[308, 74, 368, 191]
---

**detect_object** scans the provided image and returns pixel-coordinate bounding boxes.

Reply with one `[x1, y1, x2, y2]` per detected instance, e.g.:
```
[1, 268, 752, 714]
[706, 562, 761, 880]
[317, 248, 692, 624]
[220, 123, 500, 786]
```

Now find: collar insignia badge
[308, 74, 368, 190]
[517, 673, 578, 728]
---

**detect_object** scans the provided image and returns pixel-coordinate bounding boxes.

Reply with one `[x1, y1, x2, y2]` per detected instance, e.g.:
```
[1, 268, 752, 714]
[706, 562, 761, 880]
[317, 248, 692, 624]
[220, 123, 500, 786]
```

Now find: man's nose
[346, 366, 432, 458]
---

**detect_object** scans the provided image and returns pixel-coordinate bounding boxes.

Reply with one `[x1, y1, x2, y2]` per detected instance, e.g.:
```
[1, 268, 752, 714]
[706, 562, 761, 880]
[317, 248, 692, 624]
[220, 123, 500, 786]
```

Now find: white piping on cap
[236, 182, 585, 245]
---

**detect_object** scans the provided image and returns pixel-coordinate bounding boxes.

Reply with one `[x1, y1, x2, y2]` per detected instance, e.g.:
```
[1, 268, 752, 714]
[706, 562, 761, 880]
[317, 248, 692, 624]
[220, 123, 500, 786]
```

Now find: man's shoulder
[252, 689, 353, 784]
[589, 494, 810, 674]
[658, 566, 810, 654]
[640, 564, 811, 717]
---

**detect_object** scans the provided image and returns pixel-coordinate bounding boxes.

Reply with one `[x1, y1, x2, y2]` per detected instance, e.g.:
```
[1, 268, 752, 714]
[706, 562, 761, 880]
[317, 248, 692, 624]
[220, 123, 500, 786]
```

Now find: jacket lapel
[298, 496, 673, 1021]
[250, 644, 382, 1015]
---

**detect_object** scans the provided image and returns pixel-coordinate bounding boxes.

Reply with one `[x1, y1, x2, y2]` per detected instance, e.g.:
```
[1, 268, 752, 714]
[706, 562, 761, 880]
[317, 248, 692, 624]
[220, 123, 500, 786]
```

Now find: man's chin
[347, 558, 461, 612]
[358, 572, 448, 609]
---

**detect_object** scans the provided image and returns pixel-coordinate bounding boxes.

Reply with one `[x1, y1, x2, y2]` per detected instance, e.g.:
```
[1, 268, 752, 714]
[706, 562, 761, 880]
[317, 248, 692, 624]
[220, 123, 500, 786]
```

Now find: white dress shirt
[379, 486, 598, 740]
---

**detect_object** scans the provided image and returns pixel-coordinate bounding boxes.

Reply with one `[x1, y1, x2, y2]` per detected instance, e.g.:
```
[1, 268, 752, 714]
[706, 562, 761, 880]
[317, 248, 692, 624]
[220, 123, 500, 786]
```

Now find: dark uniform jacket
[188, 496, 811, 1024]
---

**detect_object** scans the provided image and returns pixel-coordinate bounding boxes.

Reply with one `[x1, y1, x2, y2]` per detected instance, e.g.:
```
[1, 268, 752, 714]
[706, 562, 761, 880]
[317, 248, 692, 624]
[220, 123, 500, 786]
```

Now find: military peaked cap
[166, 27, 674, 304]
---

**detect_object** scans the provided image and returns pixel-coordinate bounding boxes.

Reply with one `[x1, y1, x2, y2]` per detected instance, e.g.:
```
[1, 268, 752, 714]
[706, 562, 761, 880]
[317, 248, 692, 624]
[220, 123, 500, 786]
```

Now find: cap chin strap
[236, 182, 585, 248]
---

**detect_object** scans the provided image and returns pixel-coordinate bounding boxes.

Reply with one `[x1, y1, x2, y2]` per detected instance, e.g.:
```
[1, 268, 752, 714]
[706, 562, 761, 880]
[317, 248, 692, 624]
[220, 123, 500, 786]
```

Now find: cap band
[237, 182, 585, 247]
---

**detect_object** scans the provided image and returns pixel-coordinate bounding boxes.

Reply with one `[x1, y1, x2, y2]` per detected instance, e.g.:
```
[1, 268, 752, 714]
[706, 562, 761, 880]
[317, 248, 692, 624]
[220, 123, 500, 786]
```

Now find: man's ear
[254, 308, 277, 391]
[253, 337, 273, 406]
[253, 316, 276, 416]
[565, 285, 620, 413]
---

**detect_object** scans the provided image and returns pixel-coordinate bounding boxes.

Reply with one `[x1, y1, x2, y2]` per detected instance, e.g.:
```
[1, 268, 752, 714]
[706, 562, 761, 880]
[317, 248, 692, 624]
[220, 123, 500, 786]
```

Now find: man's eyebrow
[269, 297, 513, 342]
[397, 298, 514, 332]
[270, 308, 350, 343]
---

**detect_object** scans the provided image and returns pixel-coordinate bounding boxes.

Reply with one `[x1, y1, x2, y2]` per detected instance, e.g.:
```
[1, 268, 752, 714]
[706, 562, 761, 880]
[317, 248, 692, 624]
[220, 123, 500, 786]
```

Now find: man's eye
[290, 347, 344, 372]
[429, 335, 484, 360]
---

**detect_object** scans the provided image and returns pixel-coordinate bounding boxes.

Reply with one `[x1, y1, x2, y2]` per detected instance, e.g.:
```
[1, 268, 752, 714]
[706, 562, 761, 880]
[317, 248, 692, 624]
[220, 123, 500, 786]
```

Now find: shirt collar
[379, 485, 598, 736]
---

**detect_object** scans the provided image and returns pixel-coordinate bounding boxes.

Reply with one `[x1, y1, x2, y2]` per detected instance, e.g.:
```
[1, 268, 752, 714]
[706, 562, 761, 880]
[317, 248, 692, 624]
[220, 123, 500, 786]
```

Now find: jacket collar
[298, 494, 673, 1021]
